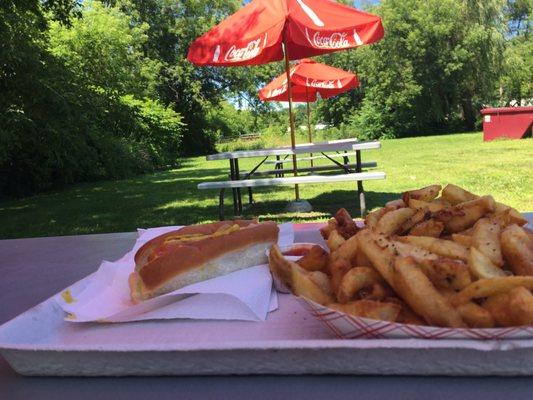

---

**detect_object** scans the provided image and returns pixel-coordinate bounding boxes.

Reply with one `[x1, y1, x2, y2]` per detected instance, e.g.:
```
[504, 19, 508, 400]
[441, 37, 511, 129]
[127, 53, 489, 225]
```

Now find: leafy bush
[118, 96, 184, 165]
[0, 73, 184, 196]
[0, 1, 184, 197]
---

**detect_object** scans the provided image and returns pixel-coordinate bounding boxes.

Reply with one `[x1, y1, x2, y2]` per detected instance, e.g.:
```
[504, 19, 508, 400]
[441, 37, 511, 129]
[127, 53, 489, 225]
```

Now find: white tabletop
[206, 139, 380, 160]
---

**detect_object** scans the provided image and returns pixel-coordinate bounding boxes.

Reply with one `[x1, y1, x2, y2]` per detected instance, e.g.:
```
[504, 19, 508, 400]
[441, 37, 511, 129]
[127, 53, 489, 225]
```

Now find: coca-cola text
[305, 28, 352, 49]
[224, 35, 266, 62]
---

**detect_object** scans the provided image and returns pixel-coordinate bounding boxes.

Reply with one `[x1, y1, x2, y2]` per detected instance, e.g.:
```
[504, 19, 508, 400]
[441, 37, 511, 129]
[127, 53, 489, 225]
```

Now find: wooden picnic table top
[206, 139, 380, 161]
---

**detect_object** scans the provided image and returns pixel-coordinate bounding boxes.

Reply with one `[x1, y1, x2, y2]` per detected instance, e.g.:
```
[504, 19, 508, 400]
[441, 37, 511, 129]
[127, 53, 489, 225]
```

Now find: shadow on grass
[211, 189, 400, 223]
[0, 161, 399, 238]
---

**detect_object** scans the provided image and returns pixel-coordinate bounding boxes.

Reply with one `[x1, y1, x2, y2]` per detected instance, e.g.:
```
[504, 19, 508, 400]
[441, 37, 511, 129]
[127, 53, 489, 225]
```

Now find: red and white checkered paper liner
[297, 297, 533, 340]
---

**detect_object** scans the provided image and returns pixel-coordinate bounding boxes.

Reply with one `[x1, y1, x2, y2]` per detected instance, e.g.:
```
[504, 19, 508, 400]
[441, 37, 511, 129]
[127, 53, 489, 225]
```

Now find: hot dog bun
[129, 220, 279, 302]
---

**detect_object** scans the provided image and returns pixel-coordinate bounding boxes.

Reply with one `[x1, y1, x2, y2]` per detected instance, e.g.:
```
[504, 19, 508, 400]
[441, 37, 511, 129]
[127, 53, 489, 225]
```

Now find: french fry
[330, 234, 359, 263]
[391, 241, 471, 290]
[329, 257, 352, 294]
[489, 209, 518, 229]
[291, 263, 335, 305]
[430, 208, 467, 226]
[408, 198, 446, 212]
[432, 198, 452, 207]
[507, 286, 533, 325]
[365, 201, 405, 230]
[319, 218, 338, 239]
[493, 204, 528, 226]
[444, 196, 496, 233]
[365, 207, 390, 230]
[354, 247, 372, 268]
[483, 292, 515, 327]
[457, 302, 495, 328]
[483, 287, 533, 326]
[396, 303, 426, 325]
[391, 240, 439, 263]
[337, 267, 383, 303]
[459, 226, 475, 236]
[468, 247, 507, 280]
[459, 303, 495, 328]
[396, 236, 468, 261]
[419, 258, 472, 291]
[398, 208, 429, 234]
[451, 233, 473, 247]
[308, 271, 333, 297]
[334, 208, 359, 239]
[385, 199, 406, 208]
[409, 219, 445, 237]
[327, 300, 401, 322]
[392, 257, 465, 327]
[296, 245, 328, 272]
[391, 242, 471, 290]
[402, 184, 442, 204]
[441, 184, 477, 205]
[268, 244, 297, 291]
[501, 225, 533, 276]
[472, 218, 503, 266]
[442, 184, 526, 226]
[359, 282, 390, 301]
[357, 230, 396, 287]
[439, 288, 495, 328]
[451, 276, 533, 306]
[375, 208, 416, 236]
[326, 229, 346, 252]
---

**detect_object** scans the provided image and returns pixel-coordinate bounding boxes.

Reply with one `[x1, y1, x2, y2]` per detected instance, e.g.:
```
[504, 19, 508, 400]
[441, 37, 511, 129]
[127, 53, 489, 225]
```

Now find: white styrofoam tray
[2, 220, 533, 377]
[2, 277, 533, 376]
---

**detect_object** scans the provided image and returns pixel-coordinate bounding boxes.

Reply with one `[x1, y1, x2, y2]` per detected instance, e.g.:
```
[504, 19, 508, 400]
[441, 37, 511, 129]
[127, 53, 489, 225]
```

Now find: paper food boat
[297, 297, 533, 340]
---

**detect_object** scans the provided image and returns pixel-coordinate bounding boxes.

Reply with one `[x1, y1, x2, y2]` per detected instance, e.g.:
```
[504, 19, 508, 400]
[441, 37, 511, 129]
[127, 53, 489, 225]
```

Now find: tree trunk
[461, 97, 476, 131]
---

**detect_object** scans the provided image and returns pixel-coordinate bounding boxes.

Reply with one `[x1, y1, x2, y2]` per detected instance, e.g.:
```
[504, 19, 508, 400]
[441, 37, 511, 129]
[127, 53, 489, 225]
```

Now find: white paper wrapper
[55, 223, 293, 323]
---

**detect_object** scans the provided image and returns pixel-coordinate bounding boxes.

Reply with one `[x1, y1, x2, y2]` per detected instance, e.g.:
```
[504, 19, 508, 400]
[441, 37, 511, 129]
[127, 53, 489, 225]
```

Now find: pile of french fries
[269, 184, 533, 328]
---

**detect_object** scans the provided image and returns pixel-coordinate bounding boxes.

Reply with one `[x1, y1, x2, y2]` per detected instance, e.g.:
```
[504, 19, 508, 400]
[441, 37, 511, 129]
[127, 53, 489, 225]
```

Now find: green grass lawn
[0, 132, 531, 239]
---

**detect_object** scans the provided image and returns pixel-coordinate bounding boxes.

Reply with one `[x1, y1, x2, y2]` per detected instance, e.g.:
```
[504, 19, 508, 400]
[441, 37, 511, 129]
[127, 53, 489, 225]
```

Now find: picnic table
[1, 217, 533, 398]
[200, 139, 385, 219]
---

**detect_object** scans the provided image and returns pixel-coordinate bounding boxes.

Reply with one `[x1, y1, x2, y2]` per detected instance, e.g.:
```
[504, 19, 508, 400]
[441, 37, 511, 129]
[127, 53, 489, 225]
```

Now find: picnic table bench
[265, 152, 362, 165]
[199, 139, 385, 220]
[239, 161, 378, 178]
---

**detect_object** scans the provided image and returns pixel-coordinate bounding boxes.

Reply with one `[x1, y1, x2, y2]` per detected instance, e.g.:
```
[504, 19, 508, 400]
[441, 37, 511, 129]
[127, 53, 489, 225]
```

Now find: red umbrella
[187, 0, 383, 66]
[259, 58, 359, 101]
[188, 0, 383, 200]
[259, 58, 359, 165]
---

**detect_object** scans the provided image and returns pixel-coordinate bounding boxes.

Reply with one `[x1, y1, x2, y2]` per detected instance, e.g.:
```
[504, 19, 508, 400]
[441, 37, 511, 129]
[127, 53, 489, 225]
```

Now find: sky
[354, 0, 380, 8]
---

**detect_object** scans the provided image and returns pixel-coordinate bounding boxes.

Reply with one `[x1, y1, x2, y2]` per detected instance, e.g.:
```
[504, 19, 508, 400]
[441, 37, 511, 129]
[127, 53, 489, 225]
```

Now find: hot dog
[129, 220, 279, 302]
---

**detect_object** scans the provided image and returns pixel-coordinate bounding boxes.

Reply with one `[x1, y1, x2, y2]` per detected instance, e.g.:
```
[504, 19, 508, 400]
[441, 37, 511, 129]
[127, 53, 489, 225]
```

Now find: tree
[0, 0, 183, 196]
[506, 0, 531, 36]
[316, 0, 506, 139]
[49, 1, 161, 99]
[499, 0, 532, 105]
[113, 0, 282, 154]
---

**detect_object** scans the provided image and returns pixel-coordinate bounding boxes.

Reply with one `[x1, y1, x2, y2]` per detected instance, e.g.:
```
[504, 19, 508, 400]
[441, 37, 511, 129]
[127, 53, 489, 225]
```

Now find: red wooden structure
[480, 106, 533, 141]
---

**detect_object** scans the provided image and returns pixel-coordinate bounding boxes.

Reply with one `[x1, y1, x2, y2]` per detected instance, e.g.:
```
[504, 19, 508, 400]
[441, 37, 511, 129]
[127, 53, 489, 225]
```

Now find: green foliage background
[0, 0, 531, 197]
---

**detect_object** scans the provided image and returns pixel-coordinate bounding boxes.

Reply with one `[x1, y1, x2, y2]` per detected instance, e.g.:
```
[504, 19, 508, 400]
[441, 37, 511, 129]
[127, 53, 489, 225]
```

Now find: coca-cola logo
[268, 85, 287, 98]
[223, 34, 267, 62]
[305, 28, 363, 49]
[307, 79, 336, 89]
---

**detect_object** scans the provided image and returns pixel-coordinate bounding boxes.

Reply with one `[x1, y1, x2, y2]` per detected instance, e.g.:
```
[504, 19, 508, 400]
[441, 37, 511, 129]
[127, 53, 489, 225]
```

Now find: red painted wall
[480, 107, 533, 141]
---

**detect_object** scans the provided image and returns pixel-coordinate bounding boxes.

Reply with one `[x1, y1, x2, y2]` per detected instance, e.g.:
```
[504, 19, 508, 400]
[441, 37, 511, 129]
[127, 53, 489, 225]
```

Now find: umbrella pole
[306, 98, 313, 170]
[283, 40, 300, 201]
